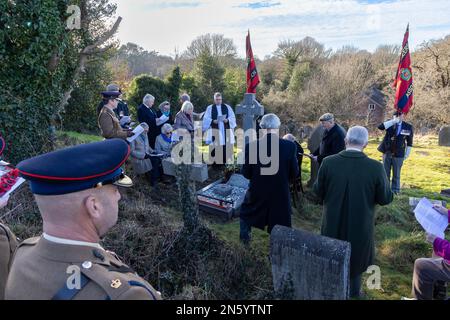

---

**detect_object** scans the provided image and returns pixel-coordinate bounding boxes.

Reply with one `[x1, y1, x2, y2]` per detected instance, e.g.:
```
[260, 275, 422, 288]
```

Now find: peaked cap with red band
[17, 139, 132, 195]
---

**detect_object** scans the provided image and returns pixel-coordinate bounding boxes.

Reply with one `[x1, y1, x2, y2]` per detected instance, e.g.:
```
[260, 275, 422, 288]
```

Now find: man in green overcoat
[314, 126, 393, 298]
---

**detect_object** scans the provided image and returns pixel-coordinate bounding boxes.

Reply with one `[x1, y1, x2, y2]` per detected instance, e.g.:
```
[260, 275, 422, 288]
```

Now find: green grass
[209, 136, 450, 300]
[60, 130, 450, 300]
[56, 130, 102, 144]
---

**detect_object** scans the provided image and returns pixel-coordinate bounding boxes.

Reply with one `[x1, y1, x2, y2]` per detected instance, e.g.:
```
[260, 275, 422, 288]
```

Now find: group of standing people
[0, 83, 448, 300]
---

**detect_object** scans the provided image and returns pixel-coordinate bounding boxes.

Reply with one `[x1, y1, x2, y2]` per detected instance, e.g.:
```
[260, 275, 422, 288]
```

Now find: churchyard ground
[4, 131, 449, 300]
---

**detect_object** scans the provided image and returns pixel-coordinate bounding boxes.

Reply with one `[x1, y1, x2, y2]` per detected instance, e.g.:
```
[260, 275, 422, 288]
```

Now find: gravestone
[438, 126, 450, 147]
[162, 158, 208, 183]
[307, 125, 325, 187]
[236, 93, 264, 144]
[301, 126, 313, 139]
[440, 189, 450, 198]
[196, 174, 249, 219]
[270, 226, 351, 300]
[409, 197, 447, 209]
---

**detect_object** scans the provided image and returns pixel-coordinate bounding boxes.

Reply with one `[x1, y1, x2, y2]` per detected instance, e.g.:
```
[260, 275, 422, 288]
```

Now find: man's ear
[84, 195, 102, 220]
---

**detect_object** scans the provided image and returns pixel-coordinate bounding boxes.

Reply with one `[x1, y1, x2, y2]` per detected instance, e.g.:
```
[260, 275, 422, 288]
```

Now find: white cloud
[112, 0, 450, 58]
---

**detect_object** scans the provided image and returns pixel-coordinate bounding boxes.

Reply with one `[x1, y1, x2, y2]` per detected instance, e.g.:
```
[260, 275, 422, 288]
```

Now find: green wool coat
[313, 150, 394, 277]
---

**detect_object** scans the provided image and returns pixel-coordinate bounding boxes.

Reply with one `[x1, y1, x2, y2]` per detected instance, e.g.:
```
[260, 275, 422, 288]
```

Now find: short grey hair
[159, 101, 170, 111]
[181, 101, 194, 113]
[161, 123, 173, 134]
[180, 93, 190, 103]
[346, 126, 369, 147]
[214, 92, 222, 99]
[260, 114, 281, 130]
[283, 134, 296, 142]
[143, 94, 155, 105]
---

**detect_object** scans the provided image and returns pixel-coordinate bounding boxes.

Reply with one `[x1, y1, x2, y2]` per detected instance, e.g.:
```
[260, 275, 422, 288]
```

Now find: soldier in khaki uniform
[98, 91, 134, 141]
[5, 139, 161, 300]
[0, 196, 18, 300]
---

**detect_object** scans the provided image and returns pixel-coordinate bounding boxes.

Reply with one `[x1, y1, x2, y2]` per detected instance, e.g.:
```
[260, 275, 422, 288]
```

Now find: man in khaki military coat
[5, 139, 161, 300]
[0, 196, 18, 300]
[98, 91, 134, 141]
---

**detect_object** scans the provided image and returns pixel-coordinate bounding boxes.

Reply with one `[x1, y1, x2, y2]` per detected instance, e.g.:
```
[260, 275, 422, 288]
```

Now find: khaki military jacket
[5, 237, 161, 300]
[0, 223, 18, 300]
[98, 107, 128, 140]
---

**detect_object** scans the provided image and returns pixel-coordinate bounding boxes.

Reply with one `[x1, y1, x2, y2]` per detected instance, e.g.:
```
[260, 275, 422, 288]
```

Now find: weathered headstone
[301, 125, 313, 139]
[307, 125, 325, 187]
[409, 197, 447, 209]
[162, 158, 208, 183]
[438, 126, 450, 147]
[236, 93, 264, 144]
[270, 226, 351, 300]
[227, 173, 250, 189]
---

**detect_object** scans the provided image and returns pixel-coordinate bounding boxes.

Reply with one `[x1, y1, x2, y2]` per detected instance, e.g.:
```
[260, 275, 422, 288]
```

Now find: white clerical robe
[202, 104, 237, 146]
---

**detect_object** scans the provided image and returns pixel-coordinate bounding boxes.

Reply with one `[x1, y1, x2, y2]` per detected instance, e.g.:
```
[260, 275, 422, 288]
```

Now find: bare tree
[49, 0, 122, 119]
[183, 34, 237, 60]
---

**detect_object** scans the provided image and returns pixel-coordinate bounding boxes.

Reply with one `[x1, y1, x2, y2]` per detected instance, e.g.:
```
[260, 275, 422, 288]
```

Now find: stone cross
[270, 225, 351, 300]
[236, 93, 264, 136]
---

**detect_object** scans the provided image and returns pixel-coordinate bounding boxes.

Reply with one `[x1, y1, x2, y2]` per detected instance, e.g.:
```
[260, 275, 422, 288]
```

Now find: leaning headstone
[307, 125, 325, 187]
[438, 126, 450, 147]
[409, 197, 447, 210]
[301, 125, 313, 139]
[270, 226, 351, 300]
[440, 189, 450, 198]
[162, 158, 208, 183]
[227, 173, 250, 189]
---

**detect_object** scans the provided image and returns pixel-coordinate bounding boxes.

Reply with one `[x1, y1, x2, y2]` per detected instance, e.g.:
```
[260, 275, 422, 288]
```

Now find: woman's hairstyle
[161, 123, 173, 134]
[181, 101, 194, 113]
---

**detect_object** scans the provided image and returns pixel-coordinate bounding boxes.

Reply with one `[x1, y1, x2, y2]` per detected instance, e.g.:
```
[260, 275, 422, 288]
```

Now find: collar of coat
[338, 150, 367, 158]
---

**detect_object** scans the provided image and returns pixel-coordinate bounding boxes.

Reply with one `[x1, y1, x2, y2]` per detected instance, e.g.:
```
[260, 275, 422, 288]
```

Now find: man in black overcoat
[239, 114, 299, 244]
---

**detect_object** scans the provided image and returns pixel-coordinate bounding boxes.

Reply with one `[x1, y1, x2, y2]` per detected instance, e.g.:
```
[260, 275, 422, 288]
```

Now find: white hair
[181, 101, 194, 113]
[161, 123, 173, 134]
[143, 94, 155, 105]
[214, 92, 222, 99]
[260, 114, 281, 130]
[283, 134, 296, 142]
[346, 126, 369, 147]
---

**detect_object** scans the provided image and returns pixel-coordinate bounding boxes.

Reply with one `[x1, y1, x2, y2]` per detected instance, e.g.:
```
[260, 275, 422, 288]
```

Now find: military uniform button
[82, 261, 92, 269]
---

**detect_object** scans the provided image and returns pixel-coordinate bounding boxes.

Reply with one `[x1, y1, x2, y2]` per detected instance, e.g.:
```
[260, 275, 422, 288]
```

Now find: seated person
[412, 204, 450, 300]
[155, 124, 174, 158]
[129, 123, 154, 185]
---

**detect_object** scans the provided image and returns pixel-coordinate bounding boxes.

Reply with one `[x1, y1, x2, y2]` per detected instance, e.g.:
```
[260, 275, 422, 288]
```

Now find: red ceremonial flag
[246, 30, 260, 94]
[393, 24, 414, 114]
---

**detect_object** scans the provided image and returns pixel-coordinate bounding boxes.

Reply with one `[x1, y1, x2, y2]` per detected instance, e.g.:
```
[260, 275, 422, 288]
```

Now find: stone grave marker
[162, 158, 208, 183]
[307, 125, 325, 187]
[439, 126, 450, 147]
[270, 225, 351, 300]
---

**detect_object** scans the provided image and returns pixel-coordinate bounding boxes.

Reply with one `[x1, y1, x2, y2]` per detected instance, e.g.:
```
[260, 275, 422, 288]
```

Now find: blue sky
[113, 0, 450, 58]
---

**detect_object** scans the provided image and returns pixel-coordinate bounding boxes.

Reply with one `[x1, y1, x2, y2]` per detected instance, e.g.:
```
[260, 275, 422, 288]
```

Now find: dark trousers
[239, 219, 252, 243]
[413, 258, 450, 300]
[209, 144, 234, 165]
[147, 157, 162, 186]
[383, 152, 404, 193]
[350, 274, 362, 298]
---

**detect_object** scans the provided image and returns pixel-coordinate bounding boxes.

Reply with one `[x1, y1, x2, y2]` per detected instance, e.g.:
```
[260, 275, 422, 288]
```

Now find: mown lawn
[55, 130, 449, 299]
[209, 135, 450, 300]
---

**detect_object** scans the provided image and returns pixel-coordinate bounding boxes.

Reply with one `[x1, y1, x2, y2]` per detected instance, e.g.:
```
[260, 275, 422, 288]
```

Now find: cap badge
[111, 279, 122, 289]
